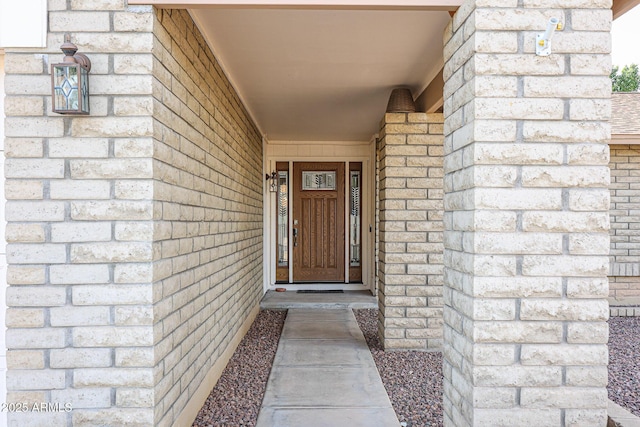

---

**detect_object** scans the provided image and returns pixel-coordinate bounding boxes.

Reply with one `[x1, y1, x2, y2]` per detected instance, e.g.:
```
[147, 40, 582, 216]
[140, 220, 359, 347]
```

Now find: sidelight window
[350, 169, 361, 267]
[277, 170, 289, 267]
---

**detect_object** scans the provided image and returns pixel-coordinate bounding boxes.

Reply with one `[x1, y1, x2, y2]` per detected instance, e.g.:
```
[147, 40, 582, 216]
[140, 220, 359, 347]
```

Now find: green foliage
[611, 64, 640, 92]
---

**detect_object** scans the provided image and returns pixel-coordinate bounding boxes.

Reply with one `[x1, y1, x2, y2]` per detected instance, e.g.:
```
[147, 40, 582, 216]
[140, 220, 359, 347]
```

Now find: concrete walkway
[255, 309, 401, 427]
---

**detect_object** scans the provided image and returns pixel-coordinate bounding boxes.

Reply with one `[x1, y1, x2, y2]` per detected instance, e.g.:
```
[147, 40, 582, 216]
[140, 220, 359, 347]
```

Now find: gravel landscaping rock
[193, 310, 287, 427]
[608, 316, 640, 418]
[192, 309, 640, 427]
[354, 309, 443, 427]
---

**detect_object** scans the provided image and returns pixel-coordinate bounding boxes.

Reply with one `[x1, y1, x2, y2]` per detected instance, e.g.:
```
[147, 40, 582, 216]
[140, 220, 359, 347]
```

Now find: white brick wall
[3, 1, 630, 426]
[442, 2, 611, 426]
[3, 5, 263, 427]
[0, 51, 8, 427]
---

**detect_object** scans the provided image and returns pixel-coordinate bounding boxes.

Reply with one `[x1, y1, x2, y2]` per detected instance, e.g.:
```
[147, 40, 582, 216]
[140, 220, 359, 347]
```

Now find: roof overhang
[128, 0, 637, 142]
[128, 0, 462, 9]
[613, 0, 640, 19]
[131, 0, 640, 16]
[189, 6, 454, 141]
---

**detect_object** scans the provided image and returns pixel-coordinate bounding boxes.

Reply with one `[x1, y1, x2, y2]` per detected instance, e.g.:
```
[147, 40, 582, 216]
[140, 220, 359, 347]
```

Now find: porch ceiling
[190, 8, 452, 141]
[150, 1, 638, 142]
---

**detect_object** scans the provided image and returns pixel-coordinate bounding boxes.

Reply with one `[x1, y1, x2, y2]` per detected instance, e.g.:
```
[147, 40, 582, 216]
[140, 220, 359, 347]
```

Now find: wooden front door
[293, 162, 345, 282]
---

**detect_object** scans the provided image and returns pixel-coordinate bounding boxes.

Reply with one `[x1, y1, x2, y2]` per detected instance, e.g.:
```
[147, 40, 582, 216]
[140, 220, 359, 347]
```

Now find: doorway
[293, 162, 345, 282]
[273, 161, 364, 285]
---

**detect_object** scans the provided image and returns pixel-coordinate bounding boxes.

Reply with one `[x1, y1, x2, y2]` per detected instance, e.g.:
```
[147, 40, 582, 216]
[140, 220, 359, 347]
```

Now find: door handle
[293, 228, 298, 247]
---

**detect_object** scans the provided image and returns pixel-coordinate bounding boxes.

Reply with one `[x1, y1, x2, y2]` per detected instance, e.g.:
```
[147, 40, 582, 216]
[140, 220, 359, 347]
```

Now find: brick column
[442, 3, 611, 426]
[377, 112, 444, 350]
[4, 4, 156, 425]
[5, 4, 264, 426]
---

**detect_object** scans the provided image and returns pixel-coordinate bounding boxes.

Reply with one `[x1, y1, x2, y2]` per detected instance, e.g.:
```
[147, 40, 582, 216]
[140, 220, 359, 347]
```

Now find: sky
[612, 5, 640, 67]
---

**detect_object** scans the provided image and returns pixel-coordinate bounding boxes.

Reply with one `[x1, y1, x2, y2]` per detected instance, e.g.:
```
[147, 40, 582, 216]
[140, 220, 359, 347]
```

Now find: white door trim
[264, 141, 374, 291]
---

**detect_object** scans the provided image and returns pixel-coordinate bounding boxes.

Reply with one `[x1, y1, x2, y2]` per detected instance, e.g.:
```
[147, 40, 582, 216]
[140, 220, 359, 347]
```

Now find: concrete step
[260, 290, 378, 310]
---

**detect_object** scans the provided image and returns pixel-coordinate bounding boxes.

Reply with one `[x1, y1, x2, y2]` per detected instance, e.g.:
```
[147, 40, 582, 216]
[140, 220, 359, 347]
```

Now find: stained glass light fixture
[51, 35, 91, 115]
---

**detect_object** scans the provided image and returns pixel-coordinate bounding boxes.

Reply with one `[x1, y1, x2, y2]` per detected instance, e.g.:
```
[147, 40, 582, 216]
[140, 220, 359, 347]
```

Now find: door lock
[293, 228, 298, 247]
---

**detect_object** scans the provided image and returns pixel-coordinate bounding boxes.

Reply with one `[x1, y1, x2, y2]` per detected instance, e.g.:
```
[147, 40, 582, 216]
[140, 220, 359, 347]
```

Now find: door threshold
[268, 283, 368, 292]
[282, 281, 362, 285]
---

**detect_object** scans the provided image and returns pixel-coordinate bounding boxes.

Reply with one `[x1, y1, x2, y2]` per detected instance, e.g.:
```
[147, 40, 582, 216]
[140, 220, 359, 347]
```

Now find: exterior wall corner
[442, 1, 612, 426]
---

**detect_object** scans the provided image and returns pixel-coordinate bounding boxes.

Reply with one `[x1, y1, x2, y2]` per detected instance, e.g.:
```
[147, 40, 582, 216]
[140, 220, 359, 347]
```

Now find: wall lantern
[51, 34, 91, 115]
[266, 171, 278, 192]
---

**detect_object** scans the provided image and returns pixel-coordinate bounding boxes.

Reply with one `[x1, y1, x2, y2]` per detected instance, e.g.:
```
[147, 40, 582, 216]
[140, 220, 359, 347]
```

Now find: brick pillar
[442, 3, 611, 426]
[5, 5, 264, 426]
[4, 3, 156, 426]
[377, 112, 444, 350]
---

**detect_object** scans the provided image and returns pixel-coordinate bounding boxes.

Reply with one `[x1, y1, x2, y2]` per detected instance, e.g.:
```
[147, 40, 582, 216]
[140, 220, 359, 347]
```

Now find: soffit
[613, 0, 640, 19]
[164, 1, 634, 142]
[133, 0, 462, 8]
[191, 8, 451, 141]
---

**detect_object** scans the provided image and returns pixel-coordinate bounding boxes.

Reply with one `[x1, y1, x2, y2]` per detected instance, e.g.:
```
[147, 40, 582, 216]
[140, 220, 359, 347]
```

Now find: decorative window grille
[277, 171, 289, 266]
[302, 171, 336, 190]
[350, 170, 361, 267]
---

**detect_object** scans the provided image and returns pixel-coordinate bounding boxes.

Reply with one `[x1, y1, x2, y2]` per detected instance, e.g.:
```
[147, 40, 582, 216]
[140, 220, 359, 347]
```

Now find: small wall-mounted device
[536, 17, 561, 56]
